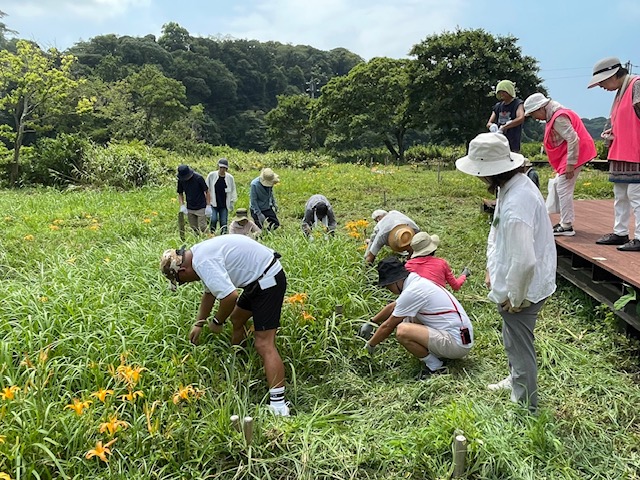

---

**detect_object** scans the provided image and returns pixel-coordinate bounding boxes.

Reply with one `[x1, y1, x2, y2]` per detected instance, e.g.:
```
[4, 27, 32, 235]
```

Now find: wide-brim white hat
[524, 93, 550, 116]
[587, 57, 621, 89]
[456, 133, 525, 177]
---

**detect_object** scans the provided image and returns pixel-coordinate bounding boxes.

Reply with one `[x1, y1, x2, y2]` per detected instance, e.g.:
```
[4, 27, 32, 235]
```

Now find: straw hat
[377, 257, 409, 286]
[455, 133, 525, 177]
[388, 225, 414, 252]
[410, 232, 440, 257]
[588, 57, 622, 88]
[259, 168, 280, 187]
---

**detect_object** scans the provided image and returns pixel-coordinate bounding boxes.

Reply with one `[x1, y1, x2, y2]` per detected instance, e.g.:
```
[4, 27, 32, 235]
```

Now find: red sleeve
[444, 261, 466, 291]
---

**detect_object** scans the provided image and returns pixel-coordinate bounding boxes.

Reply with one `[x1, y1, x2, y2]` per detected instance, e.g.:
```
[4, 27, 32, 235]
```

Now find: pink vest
[609, 76, 640, 163]
[544, 109, 597, 174]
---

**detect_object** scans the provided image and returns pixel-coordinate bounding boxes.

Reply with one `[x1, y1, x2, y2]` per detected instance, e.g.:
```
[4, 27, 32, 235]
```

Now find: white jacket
[206, 171, 237, 210]
[486, 173, 557, 307]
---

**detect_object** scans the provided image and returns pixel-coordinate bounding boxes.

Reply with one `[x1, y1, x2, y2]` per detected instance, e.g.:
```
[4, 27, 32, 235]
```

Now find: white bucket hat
[259, 168, 280, 187]
[524, 93, 550, 116]
[456, 133, 525, 177]
[410, 232, 440, 257]
[588, 57, 622, 89]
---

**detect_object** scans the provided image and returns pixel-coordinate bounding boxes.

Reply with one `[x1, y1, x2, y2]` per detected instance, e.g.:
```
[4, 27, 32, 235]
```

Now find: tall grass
[1, 164, 639, 479]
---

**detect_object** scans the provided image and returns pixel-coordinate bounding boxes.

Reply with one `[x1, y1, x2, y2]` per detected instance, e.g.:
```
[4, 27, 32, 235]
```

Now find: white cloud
[4, 0, 151, 21]
[228, 0, 468, 59]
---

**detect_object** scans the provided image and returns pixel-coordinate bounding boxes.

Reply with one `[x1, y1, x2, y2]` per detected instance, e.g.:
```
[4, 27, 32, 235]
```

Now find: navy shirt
[493, 98, 524, 152]
[177, 172, 208, 210]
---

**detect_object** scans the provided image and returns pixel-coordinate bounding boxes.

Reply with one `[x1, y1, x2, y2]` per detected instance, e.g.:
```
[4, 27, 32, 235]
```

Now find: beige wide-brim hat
[410, 232, 440, 257]
[456, 133, 525, 177]
[232, 208, 249, 223]
[524, 93, 550, 116]
[388, 225, 415, 252]
[588, 57, 622, 89]
[259, 168, 280, 187]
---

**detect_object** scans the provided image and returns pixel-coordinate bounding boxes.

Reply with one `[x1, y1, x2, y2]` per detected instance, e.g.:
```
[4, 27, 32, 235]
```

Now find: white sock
[421, 354, 443, 371]
[269, 386, 285, 406]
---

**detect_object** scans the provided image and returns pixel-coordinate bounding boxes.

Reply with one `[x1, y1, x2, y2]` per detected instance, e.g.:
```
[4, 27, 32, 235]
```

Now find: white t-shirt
[190, 235, 282, 299]
[392, 273, 473, 347]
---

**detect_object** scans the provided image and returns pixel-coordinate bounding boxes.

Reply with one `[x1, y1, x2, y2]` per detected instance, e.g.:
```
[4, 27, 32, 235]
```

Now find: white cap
[371, 209, 388, 220]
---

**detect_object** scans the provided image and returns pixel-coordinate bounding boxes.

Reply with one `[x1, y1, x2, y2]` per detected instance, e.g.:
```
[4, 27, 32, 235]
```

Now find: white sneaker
[268, 402, 290, 417]
[487, 375, 512, 391]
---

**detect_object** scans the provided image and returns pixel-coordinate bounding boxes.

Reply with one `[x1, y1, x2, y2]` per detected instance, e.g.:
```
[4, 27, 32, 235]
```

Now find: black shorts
[236, 269, 287, 331]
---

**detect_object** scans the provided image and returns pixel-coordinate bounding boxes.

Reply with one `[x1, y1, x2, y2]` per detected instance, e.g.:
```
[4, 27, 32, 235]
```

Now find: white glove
[179, 205, 188, 215]
[205, 205, 212, 218]
[257, 212, 267, 225]
[489, 123, 499, 133]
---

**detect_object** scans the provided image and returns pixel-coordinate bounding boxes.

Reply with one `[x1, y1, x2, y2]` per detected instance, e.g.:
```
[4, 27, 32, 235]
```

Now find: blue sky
[3, 0, 638, 119]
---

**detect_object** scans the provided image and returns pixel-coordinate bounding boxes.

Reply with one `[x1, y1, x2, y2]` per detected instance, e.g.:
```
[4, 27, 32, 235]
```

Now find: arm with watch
[188, 290, 239, 345]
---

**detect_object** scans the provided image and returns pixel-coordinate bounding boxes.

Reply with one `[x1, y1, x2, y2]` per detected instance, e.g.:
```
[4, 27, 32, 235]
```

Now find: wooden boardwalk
[550, 199, 640, 330]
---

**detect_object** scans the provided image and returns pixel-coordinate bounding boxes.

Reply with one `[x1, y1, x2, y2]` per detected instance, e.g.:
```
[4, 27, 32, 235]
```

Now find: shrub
[76, 141, 165, 189]
[25, 134, 91, 186]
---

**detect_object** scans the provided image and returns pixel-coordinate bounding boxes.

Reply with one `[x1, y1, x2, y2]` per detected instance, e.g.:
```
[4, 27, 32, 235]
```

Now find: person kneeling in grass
[160, 235, 290, 416]
[359, 257, 474, 380]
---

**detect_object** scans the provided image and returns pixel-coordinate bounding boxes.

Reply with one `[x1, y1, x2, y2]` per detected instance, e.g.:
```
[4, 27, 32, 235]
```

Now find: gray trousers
[498, 299, 546, 412]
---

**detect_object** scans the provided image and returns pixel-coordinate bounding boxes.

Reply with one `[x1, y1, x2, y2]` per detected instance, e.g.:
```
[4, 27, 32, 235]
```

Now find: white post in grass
[230, 414, 241, 432]
[243, 416, 254, 445]
[452, 433, 467, 478]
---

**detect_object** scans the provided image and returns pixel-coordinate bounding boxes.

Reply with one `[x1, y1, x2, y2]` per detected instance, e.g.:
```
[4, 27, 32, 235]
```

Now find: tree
[265, 94, 318, 150]
[409, 28, 544, 145]
[0, 40, 81, 184]
[316, 57, 414, 161]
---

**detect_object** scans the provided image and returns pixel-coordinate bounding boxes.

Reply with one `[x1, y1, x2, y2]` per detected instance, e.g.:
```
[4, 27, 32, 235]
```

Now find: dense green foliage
[409, 29, 544, 145]
[1, 161, 639, 478]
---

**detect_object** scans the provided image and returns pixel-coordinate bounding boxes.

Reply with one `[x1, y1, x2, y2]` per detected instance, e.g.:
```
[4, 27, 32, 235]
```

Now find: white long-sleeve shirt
[486, 173, 557, 307]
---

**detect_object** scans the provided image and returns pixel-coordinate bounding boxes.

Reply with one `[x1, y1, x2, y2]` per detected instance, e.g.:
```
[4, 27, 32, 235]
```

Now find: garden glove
[461, 267, 471, 277]
[365, 342, 377, 356]
[489, 123, 499, 133]
[179, 205, 188, 215]
[357, 322, 375, 341]
[257, 212, 267, 226]
[205, 205, 212, 218]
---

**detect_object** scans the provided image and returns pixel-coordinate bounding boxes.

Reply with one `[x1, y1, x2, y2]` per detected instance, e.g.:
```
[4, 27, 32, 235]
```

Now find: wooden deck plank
[550, 199, 640, 289]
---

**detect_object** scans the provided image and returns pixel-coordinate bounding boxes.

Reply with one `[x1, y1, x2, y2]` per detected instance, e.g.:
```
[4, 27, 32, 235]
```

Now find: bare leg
[254, 329, 285, 388]
[229, 305, 252, 346]
[396, 322, 430, 358]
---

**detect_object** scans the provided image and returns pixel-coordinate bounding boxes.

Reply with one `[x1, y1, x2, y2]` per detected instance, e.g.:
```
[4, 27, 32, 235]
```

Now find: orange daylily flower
[91, 388, 114, 403]
[65, 398, 92, 415]
[85, 438, 117, 463]
[0, 386, 21, 400]
[285, 293, 308, 305]
[0, 472, 13, 480]
[99, 414, 129, 435]
[301, 311, 315, 322]
[121, 390, 144, 402]
[115, 364, 145, 386]
[172, 385, 205, 404]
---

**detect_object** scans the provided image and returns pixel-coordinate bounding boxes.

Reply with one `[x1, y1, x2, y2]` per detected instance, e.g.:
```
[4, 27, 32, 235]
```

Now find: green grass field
[1, 163, 639, 479]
